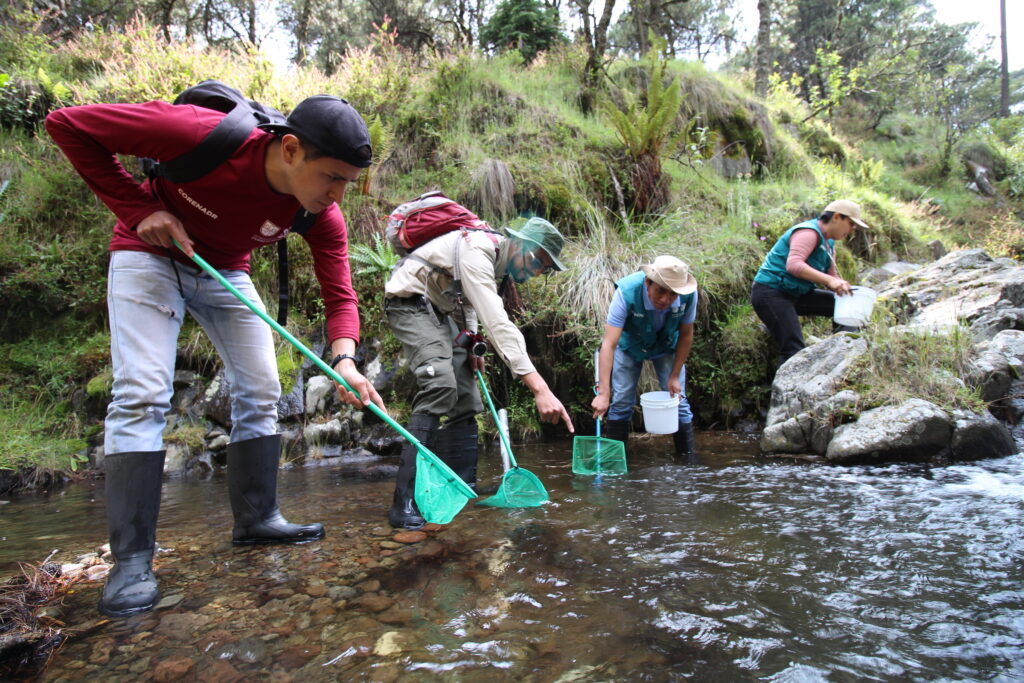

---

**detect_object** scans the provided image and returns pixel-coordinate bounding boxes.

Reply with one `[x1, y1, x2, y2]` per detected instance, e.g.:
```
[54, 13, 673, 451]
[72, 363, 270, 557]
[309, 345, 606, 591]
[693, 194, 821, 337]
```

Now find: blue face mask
[506, 247, 553, 283]
[507, 259, 533, 284]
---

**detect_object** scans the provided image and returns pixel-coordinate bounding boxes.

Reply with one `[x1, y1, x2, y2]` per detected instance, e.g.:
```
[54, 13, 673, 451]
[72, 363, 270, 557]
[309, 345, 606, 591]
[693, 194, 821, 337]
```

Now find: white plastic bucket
[639, 391, 680, 434]
[834, 286, 877, 327]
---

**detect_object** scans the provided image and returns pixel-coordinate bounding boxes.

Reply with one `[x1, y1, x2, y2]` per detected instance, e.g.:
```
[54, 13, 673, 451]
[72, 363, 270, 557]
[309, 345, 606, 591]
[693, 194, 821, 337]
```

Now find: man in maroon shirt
[45, 94, 385, 617]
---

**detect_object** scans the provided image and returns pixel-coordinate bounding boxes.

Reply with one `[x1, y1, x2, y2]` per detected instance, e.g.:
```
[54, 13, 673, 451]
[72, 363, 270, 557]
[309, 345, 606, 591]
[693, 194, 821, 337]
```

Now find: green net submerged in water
[572, 436, 628, 476]
[474, 369, 549, 509]
[414, 448, 476, 524]
[477, 467, 548, 508]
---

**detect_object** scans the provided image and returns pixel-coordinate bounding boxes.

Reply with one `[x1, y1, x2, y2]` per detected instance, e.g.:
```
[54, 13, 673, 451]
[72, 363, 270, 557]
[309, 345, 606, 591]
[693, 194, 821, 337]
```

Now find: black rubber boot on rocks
[603, 419, 630, 458]
[227, 434, 324, 545]
[99, 450, 166, 618]
[388, 414, 439, 529]
[673, 422, 697, 464]
[434, 417, 482, 491]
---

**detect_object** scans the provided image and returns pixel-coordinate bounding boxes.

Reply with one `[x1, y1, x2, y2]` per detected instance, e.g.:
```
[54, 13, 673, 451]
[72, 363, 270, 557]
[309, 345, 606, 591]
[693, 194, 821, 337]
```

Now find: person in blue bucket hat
[592, 255, 700, 463]
[751, 199, 870, 368]
[384, 214, 575, 529]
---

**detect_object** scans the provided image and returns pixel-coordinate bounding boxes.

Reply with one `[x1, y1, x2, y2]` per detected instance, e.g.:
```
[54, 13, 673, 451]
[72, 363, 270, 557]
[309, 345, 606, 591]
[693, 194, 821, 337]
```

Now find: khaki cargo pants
[385, 295, 482, 422]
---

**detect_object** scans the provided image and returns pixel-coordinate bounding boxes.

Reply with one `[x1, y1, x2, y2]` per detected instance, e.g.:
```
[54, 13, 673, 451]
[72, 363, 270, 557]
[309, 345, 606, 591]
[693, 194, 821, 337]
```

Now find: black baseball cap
[259, 95, 373, 168]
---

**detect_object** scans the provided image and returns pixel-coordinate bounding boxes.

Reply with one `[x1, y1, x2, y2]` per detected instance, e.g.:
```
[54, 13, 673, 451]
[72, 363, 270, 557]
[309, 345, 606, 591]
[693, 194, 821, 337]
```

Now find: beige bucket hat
[640, 255, 697, 296]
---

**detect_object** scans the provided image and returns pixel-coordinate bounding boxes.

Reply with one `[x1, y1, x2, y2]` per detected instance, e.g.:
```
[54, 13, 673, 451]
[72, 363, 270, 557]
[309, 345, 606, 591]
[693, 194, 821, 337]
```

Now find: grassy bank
[1, 18, 1021, 484]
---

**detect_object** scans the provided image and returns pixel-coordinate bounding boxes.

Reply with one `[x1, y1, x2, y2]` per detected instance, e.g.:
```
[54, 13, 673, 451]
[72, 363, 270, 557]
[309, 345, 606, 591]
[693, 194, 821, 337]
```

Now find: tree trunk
[576, 0, 617, 113]
[247, 0, 257, 45]
[754, 0, 771, 98]
[633, 0, 650, 56]
[159, 0, 176, 43]
[1000, 0, 1009, 117]
[293, 0, 312, 64]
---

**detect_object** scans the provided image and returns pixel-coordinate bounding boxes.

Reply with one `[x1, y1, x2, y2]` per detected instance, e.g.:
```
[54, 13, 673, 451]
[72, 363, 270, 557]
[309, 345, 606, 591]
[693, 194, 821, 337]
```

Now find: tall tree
[754, 0, 771, 97]
[432, 0, 488, 48]
[1000, 0, 1009, 117]
[612, 0, 739, 62]
[480, 0, 563, 62]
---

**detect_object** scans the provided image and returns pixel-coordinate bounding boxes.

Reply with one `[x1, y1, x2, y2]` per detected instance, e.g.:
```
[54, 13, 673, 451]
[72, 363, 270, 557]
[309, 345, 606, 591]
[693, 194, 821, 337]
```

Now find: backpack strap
[451, 228, 501, 326]
[148, 105, 258, 184]
[275, 207, 320, 326]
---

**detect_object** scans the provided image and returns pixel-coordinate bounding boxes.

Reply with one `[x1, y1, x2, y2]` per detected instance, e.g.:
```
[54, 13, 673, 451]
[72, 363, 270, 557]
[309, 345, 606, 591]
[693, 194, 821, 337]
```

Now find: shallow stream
[2, 433, 1023, 681]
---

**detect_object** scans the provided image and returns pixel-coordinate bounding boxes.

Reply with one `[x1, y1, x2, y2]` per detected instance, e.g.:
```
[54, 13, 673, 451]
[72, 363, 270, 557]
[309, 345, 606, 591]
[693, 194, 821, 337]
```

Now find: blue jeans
[105, 251, 280, 453]
[607, 347, 693, 425]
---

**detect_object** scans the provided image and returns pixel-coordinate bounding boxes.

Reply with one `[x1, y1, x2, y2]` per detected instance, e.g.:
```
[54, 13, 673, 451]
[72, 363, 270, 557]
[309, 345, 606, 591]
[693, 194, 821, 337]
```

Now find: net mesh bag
[477, 468, 549, 508]
[571, 436, 628, 476]
[414, 451, 474, 524]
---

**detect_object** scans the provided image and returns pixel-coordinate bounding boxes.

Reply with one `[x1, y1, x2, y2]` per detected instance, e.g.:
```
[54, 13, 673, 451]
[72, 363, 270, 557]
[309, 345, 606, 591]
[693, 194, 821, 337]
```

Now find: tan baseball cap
[824, 199, 870, 229]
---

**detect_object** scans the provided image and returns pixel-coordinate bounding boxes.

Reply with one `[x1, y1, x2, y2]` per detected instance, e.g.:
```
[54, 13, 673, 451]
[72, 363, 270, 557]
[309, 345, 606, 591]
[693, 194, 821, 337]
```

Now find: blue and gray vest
[753, 219, 834, 296]
[616, 271, 693, 361]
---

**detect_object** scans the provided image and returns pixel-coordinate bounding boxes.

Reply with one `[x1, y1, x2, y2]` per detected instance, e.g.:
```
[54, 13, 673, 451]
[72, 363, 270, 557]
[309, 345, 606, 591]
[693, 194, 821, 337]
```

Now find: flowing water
[2, 433, 1023, 681]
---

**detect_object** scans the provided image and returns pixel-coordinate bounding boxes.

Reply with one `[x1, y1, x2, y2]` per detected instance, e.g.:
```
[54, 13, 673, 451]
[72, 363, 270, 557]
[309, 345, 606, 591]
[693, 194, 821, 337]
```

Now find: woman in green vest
[592, 255, 699, 461]
[751, 199, 869, 365]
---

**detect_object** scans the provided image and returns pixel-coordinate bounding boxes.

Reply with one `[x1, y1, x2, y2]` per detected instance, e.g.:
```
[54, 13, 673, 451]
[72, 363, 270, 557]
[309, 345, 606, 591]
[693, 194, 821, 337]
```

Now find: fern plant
[359, 114, 395, 195]
[349, 233, 399, 279]
[602, 33, 689, 214]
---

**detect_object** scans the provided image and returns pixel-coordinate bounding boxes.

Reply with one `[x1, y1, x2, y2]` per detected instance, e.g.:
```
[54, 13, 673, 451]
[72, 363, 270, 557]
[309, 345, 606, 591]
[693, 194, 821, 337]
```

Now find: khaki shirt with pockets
[385, 230, 537, 377]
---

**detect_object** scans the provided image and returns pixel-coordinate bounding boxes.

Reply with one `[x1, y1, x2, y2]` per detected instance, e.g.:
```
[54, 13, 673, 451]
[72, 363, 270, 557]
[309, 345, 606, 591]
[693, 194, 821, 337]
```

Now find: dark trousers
[751, 282, 836, 364]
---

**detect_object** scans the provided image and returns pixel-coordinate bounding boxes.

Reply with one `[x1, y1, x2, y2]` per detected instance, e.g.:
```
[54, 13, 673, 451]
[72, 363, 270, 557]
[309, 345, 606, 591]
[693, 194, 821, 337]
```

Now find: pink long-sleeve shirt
[786, 227, 838, 281]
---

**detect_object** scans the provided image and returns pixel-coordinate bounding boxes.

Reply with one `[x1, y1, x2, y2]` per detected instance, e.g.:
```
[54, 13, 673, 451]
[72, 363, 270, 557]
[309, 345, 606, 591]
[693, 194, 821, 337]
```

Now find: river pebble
[352, 593, 395, 613]
[392, 530, 428, 544]
[152, 656, 194, 682]
[155, 612, 211, 639]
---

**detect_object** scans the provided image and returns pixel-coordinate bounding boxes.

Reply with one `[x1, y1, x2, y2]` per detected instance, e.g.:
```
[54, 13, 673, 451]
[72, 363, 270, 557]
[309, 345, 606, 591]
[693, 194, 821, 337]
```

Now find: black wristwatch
[331, 354, 357, 369]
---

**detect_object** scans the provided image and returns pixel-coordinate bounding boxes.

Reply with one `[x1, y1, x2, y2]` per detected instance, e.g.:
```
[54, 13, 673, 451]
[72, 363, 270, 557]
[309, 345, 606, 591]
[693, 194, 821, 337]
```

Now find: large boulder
[950, 410, 1017, 462]
[877, 249, 1024, 337]
[762, 249, 1024, 465]
[825, 399, 952, 464]
[765, 333, 868, 429]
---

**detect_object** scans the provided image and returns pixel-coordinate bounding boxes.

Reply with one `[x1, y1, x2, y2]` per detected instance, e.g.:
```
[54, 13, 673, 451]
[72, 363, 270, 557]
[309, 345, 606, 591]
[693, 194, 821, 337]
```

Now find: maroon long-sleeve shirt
[44, 100, 360, 344]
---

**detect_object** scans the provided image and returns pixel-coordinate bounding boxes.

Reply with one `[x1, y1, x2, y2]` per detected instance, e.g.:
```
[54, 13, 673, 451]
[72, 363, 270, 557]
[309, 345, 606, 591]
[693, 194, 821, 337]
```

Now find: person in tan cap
[592, 255, 699, 462]
[751, 199, 869, 366]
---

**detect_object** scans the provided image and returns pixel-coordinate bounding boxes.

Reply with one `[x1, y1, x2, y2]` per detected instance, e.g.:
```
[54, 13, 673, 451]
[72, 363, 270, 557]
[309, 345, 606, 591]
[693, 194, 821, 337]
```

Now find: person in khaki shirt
[384, 216, 575, 529]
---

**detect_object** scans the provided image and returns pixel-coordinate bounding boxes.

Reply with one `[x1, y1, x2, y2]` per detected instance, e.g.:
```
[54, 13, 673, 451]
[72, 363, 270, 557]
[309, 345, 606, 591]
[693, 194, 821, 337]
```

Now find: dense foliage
[479, 0, 564, 63]
[0, 0, 1022, 476]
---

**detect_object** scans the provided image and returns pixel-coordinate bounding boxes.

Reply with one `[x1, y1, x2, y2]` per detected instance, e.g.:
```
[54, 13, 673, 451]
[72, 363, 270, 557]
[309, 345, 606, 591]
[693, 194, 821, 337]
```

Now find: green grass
[0, 396, 88, 473]
[841, 319, 985, 414]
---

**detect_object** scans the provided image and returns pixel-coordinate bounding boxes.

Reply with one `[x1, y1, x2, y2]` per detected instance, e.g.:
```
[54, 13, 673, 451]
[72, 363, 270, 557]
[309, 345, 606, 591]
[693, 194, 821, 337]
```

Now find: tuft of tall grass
[559, 203, 638, 339]
[842, 320, 985, 413]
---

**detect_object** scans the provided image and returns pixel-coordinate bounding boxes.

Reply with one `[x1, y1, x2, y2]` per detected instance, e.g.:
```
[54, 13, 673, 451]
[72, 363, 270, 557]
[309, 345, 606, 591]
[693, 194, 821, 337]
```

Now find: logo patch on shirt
[252, 220, 287, 243]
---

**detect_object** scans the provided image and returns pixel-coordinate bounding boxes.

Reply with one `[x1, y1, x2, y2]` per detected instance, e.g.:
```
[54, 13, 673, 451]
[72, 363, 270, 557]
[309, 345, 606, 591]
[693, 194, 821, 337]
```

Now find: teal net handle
[175, 240, 475, 500]
[593, 349, 602, 476]
[475, 369, 519, 469]
[593, 348, 603, 438]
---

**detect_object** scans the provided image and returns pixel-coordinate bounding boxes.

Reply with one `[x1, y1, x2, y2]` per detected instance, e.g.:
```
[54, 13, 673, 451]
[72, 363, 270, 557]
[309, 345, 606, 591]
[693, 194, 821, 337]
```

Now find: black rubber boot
[99, 450, 165, 618]
[434, 417, 480, 489]
[388, 414, 439, 529]
[673, 422, 697, 464]
[603, 419, 630, 458]
[227, 434, 324, 545]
